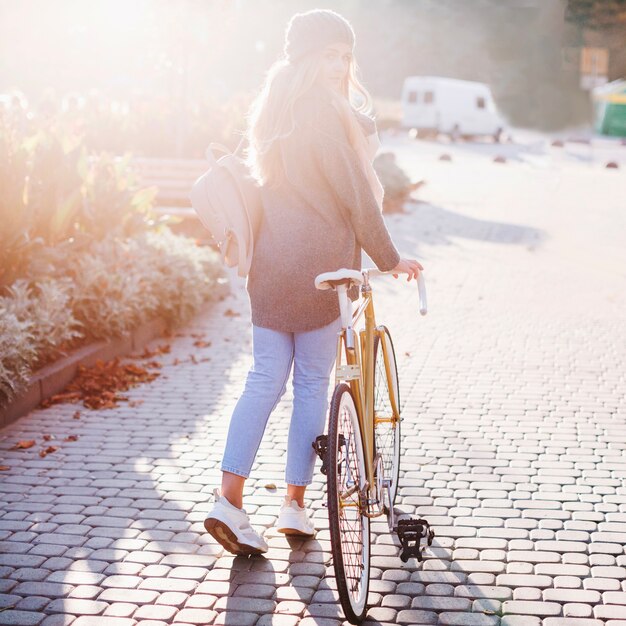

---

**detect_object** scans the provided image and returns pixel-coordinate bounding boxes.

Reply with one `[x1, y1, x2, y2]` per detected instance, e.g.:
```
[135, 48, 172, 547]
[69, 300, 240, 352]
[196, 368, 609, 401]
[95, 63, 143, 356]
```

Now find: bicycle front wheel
[327, 383, 370, 624]
[374, 326, 401, 507]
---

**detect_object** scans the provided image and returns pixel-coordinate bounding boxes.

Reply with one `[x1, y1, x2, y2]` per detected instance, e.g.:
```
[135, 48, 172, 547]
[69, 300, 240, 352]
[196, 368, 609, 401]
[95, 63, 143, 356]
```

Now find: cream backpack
[189, 140, 262, 278]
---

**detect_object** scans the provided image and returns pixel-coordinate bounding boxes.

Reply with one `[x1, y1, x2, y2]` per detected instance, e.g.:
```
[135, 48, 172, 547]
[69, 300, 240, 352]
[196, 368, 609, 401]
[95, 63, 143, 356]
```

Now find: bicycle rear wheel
[327, 383, 370, 624]
[374, 326, 401, 507]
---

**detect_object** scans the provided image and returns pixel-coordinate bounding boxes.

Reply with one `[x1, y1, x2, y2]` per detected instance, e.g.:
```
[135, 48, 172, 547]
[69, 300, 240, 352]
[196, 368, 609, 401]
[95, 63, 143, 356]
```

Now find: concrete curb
[0, 280, 230, 429]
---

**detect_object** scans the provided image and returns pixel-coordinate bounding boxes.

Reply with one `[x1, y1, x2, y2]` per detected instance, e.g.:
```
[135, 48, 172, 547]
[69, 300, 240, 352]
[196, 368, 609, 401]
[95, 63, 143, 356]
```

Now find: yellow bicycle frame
[333, 278, 400, 516]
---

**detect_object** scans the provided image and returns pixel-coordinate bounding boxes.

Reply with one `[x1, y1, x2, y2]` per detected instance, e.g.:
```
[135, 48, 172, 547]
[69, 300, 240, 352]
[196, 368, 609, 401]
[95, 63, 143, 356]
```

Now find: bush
[2, 278, 82, 370]
[0, 311, 36, 406]
[0, 117, 157, 293]
[374, 151, 420, 213]
[0, 228, 223, 408]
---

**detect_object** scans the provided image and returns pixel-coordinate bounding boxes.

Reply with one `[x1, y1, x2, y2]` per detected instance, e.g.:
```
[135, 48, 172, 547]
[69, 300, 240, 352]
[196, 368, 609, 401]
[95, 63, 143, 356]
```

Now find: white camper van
[401, 76, 505, 142]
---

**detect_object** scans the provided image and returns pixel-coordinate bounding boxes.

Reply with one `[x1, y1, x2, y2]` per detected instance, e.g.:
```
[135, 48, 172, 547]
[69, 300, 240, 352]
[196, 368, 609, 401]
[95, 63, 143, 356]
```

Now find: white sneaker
[204, 488, 268, 555]
[275, 495, 316, 537]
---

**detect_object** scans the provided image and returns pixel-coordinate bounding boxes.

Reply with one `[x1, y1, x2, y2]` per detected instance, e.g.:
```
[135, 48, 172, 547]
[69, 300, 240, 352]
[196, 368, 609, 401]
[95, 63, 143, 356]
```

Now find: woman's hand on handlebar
[390, 258, 423, 281]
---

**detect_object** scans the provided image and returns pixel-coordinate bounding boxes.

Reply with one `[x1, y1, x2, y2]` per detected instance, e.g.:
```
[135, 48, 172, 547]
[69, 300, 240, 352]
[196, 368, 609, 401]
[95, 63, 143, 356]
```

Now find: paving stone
[595, 605, 626, 619]
[14, 597, 49, 611]
[154, 591, 189, 607]
[502, 600, 562, 616]
[212, 610, 255, 625]
[138, 578, 197, 593]
[563, 603, 594, 618]
[100, 576, 142, 590]
[513, 587, 542, 601]
[496, 574, 553, 588]
[11, 583, 74, 598]
[380, 594, 411, 609]
[133, 605, 178, 621]
[543, 588, 601, 604]
[410, 596, 470, 611]
[103, 603, 137, 618]
[68, 586, 101, 600]
[45, 599, 107, 615]
[232, 584, 276, 599]
[584, 577, 622, 591]
[454, 585, 512, 600]
[40, 616, 76, 626]
[183, 595, 217, 609]
[0, 611, 46, 625]
[45, 572, 105, 586]
[396, 609, 438, 625]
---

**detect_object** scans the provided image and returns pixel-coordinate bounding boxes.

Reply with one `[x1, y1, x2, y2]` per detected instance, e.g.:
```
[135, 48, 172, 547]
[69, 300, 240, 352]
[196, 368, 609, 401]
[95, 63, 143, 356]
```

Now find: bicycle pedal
[312, 435, 329, 475]
[312, 434, 346, 476]
[396, 517, 435, 563]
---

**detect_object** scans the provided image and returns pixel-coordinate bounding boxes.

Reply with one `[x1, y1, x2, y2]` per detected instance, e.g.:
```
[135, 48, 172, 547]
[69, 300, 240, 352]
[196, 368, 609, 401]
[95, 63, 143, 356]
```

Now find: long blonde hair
[246, 52, 375, 190]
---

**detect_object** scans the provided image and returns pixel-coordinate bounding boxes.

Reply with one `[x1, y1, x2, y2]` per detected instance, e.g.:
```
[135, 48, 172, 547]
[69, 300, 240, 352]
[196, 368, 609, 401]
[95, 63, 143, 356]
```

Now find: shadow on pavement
[390, 201, 546, 249]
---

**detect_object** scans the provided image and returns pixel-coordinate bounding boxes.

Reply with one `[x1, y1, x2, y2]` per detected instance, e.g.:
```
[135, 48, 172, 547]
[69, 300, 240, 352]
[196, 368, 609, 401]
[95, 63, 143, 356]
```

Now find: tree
[565, 0, 626, 28]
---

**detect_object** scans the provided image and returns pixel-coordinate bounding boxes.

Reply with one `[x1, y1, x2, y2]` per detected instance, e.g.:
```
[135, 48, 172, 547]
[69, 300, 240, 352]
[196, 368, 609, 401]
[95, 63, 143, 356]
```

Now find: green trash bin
[593, 79, 626, 137]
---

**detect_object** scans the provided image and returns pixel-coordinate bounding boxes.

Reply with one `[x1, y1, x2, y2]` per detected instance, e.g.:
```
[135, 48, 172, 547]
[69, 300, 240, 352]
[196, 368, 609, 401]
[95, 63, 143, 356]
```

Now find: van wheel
[450, 125, 461, 142]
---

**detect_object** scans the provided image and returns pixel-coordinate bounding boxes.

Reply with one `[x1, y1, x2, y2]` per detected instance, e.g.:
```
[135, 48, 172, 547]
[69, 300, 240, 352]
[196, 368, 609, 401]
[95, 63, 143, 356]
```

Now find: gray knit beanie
[284, 9, 355, 63]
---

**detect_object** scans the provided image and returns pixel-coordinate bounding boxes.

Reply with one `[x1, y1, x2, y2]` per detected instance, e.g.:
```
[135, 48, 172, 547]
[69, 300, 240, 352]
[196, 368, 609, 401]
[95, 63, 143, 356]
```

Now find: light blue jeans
[221, 316, 341, 486]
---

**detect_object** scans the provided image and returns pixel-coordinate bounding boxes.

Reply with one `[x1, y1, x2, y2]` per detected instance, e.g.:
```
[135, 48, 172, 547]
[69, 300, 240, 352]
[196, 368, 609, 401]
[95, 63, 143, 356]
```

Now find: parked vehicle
[401, 76, 506, 142]
[592, 79, 626, 138]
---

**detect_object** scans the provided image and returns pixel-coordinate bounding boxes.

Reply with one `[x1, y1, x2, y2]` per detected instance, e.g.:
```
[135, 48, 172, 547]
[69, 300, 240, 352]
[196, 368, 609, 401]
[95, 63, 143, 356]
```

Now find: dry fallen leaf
[11, 440, 35, 450]
[43, 434, 55, 441]
[193, 340, 212, 348]
[72, 411, 81, 419]
[130, 344, 170, 360]
[0, 466, 9, 471]
[64, 435, 79, 442]
[264, 483, 277, 490]
[39, 446, 58, 457]
[41, 357, 160, 410]
[143, 360, 162, 369]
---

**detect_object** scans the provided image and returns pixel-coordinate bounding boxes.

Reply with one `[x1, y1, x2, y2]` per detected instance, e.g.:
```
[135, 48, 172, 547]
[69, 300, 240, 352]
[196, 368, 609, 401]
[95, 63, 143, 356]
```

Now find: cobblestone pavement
[1, 135, 626, 626]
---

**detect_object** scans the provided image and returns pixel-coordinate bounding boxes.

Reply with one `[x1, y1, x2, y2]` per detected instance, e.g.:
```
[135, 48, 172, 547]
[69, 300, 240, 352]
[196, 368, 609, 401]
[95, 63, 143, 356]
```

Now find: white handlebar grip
[417, 273, 427, 316]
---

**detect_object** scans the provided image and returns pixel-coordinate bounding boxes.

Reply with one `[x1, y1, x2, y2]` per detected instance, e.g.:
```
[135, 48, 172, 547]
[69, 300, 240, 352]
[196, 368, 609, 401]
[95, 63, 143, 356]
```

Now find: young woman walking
[204, 8, 422, 555]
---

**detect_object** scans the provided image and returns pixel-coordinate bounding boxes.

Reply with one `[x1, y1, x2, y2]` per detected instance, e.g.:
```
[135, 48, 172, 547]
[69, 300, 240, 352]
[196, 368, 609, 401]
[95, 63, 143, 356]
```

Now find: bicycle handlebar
[364, 269, 428, 316]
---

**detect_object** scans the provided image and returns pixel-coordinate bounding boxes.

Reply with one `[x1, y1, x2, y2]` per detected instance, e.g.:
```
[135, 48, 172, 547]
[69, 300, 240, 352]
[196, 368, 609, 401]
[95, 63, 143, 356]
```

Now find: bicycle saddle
[315, 269, 364, 291]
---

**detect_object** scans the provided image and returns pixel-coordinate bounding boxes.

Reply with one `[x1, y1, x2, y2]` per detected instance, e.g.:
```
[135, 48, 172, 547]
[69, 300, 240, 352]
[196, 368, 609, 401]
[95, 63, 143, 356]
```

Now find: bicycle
[312, 267, 434, 624]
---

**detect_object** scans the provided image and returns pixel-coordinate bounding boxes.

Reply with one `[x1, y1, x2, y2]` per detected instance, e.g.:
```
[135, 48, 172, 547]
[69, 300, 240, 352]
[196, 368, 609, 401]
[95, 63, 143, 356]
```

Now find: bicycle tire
[327, 383, 371, 624]
[374, 326, 401, 507]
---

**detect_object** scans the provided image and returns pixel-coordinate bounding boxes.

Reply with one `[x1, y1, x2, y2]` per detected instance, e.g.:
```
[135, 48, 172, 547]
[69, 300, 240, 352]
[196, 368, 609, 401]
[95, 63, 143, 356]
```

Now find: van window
[407, 90, 418, 104]
[476, 96, 486, 109]
[424, 91, 434, 104]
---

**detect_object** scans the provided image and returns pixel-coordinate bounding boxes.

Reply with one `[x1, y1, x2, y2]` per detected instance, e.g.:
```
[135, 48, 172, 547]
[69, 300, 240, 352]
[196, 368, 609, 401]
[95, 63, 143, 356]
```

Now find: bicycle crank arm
[395, 518, 435, 562]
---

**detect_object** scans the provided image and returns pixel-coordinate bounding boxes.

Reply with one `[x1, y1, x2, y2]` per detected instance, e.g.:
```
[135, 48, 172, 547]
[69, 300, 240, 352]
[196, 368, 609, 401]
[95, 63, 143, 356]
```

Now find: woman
[204, 9, 422, 555]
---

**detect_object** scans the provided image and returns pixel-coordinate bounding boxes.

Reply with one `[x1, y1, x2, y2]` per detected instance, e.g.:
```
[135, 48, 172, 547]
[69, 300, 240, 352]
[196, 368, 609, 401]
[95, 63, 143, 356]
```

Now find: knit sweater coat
[247, 90, 401, 332]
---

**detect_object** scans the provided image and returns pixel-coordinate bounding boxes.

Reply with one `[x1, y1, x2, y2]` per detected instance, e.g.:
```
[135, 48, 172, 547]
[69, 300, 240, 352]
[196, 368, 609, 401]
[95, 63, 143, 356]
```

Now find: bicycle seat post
[336, 284, 356, 351]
